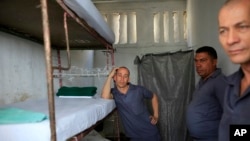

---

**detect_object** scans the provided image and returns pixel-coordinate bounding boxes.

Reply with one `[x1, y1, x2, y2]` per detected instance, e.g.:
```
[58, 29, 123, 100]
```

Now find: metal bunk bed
[0, 0, 118, 141]
[41, 0, 117, 140]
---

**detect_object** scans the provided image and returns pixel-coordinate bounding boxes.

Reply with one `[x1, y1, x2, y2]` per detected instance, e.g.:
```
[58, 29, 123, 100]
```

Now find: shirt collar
[226, 67, 243, 86]
[199, 68, 222, 82]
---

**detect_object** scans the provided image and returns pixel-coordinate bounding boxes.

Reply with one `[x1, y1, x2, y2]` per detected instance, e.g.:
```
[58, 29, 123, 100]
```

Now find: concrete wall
[95, 0, 240, 86]
[0, 31, 94, 105]
[187, 0, 239, 77]
[0, 32, 47, 105]
[55, 50, 94, 88]
[0, 0, 241, 105]
[94, 1, 188, 84]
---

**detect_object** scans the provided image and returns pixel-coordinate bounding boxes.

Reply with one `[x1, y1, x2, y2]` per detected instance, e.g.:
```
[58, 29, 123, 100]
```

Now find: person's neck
[117, 85, 129, 94]
[201, 68, 217, 81]
[202, 70, 216, 81]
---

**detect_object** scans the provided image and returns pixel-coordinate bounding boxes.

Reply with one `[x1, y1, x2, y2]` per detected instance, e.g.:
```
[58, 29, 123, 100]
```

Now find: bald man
[218, 0, 250, 140]
[101, 66, 161, 141]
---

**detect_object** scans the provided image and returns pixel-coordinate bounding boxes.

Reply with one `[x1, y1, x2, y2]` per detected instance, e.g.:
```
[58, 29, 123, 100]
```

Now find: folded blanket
[56, 86, 97, 97]
[0, 108, 47, 124]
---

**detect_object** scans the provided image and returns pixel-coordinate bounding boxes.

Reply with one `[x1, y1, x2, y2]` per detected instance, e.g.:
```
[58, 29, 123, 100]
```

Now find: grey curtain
[136, 50, 195, 141]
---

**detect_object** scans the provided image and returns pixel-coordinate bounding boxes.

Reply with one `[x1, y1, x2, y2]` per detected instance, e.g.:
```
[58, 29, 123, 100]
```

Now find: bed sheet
[63, 0, 115, 44]
[0, 97, 116, 141]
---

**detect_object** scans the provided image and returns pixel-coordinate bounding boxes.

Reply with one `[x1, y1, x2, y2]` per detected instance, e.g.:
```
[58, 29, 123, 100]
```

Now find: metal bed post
[56, 49, 63, 87]
[53, 12, 71, 71]
[40, 0, 57, 141]
[114, 110, 120, 141]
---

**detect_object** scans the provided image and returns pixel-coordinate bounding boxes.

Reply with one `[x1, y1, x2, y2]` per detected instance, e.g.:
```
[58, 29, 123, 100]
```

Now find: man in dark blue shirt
[101, 66, 161, 141]
[218, 0, 250, 140]
[186, 46, 227, 141]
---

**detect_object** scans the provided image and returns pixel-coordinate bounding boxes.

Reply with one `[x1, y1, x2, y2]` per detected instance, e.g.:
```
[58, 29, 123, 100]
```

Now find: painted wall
[54, 50, 95, 88]
[187, 0, 239, 78]
[0, 31, 94, 105]
[0, 32, 47, 105]
[94, 1, 188, 85]
[0, 0, 241, 105]
[95, 0, 240, 86]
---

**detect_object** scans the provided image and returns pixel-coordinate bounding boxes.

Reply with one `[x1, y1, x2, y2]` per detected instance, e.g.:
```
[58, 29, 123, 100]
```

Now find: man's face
[195, 52, 217, 80]
[218, 1, 250, 64]
[114, 68, 130, 88]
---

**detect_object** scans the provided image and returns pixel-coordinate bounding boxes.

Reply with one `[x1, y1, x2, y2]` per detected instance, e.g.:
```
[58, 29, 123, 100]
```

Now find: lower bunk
[0, 97, 117, 141]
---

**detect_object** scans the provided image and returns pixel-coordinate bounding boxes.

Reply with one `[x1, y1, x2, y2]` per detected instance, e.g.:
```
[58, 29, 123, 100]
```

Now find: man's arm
[101, 67, 117, 99]
[150, 93, 159, 125]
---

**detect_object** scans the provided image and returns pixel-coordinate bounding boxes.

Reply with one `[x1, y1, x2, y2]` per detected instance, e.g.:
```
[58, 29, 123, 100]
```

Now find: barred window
[153, 10, 186, 43]
[103, 12, 137, 45]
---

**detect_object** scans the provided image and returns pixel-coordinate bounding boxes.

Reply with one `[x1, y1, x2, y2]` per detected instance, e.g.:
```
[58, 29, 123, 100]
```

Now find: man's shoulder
[129, 84, 150, 93]
[210, 68, 226, 81]
[130, 84, 146, 89]
[215, 72, 227, 81]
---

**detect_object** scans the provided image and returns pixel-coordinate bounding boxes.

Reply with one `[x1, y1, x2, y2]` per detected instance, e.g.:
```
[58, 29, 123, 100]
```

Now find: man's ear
[113, 75, 116, 82]
[213, 59, 218, 66]
[127, 78, 130, 85]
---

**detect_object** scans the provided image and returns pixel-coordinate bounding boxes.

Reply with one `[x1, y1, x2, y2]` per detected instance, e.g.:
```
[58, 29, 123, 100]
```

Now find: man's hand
[109, 67, 119, 78]
[149, 115, 158, 125]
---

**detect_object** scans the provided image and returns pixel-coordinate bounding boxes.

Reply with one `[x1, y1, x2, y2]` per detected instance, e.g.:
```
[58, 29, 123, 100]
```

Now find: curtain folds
[137, 50, 195, 141]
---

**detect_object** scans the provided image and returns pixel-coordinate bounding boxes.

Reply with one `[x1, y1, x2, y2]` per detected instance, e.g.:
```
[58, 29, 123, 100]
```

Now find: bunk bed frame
[0, 0, 117, 141]
[42, 0, 117, 140]
[41, 0, 117, 140]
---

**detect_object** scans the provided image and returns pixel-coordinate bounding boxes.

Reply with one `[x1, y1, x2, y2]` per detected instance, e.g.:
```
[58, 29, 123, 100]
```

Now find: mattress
[0, 97, 116, 141]
[63, 0, 115, 44]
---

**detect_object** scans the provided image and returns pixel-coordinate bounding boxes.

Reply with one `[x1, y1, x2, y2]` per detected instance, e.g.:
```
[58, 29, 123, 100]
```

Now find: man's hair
[117, 66, 130, 76]
[224, 0, 231, 4]
[196, 46, 218, 59]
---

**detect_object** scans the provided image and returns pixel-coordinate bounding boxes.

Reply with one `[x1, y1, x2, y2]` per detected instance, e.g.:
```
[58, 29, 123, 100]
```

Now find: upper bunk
[0, 0, 115, 50]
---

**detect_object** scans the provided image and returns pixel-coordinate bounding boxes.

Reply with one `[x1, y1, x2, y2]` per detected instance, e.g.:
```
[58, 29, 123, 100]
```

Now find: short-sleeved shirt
[219, 68, 250, 141]
[111, 83, 160, 139]
[186, 68, 227, 140]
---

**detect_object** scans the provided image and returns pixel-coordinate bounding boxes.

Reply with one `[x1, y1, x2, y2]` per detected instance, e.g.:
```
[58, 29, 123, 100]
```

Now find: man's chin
[196, 72, 203, 76]
[229, 54, 250, 64]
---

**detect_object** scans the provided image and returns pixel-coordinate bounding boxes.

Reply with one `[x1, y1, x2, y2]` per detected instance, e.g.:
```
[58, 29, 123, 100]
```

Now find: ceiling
[0, 0, 112, 50]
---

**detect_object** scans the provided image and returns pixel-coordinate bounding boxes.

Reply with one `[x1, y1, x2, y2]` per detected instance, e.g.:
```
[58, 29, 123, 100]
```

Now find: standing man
[186, 46, 227, 141]
[218, 0, 250, 140]
[101, 66, 161, 141]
